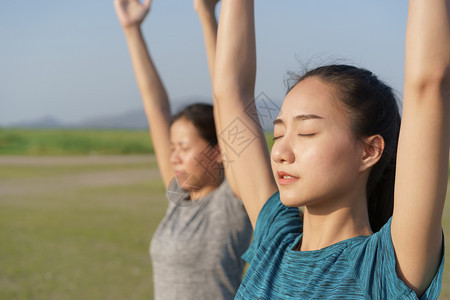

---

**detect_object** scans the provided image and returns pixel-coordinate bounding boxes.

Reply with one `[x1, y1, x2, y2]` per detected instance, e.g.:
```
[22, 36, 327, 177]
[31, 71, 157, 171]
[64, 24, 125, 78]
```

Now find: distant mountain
[7, 116, 66, 129]
[76, 110, 148, 129]
[4, 109, 149, 130]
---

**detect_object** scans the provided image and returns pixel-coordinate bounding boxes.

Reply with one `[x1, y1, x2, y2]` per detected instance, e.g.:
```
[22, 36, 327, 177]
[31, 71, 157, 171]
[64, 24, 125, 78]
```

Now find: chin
[278, 189, 307, 207]
[175, 173, 202, 191]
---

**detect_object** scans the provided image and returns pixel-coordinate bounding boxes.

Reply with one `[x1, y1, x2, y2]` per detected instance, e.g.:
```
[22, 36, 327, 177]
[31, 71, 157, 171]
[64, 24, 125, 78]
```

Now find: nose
[271, 136, 295, 165]
[170, 148, 181, 165]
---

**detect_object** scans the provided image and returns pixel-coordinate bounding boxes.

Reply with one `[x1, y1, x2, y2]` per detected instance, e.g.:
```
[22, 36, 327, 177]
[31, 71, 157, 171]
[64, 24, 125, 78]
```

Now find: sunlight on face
[271, 77, 364, 208]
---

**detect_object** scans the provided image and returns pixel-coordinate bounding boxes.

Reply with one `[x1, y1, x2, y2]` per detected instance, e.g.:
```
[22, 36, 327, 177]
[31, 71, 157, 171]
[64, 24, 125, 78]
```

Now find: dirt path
[0, 155, 161, 197]
[0, 155, 157, 166]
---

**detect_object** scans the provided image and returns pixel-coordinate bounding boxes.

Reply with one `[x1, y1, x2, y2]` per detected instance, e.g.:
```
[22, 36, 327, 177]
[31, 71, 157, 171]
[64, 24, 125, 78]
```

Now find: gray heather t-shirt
[150, 179, 252, 300]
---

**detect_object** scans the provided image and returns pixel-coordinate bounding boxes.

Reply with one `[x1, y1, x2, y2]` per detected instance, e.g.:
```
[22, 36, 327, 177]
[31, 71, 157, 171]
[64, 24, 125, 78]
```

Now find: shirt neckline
[168, 178, 226, 208]
[286, 232, 370, 261]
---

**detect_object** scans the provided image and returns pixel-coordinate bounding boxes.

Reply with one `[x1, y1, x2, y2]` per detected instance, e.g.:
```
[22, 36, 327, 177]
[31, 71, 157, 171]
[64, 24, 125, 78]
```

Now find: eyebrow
[273, 114, 323, 125]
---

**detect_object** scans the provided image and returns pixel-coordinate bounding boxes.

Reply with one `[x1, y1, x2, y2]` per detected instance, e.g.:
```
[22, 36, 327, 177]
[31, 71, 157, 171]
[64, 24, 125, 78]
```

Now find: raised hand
[114, 0, 152, 28]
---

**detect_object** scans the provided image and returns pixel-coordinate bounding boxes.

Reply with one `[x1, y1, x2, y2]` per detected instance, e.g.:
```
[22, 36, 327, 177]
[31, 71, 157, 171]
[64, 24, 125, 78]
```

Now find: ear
[359, 135, 385, 172]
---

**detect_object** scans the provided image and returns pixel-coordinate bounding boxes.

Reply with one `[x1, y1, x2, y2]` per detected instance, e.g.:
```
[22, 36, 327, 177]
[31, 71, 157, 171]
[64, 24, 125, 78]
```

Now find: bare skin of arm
[115, 0, 173, 187]
[194, 0, 241, 197]
[213, 0, 277, 227]
[391, 0, 450, 295]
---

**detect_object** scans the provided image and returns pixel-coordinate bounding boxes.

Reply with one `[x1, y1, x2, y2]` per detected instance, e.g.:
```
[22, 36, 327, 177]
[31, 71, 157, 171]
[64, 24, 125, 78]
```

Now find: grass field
[0, 156, 164, 299]
[0, 129, 448, 299]
[0, 128, 276, 156]
[0, 129, 154, 156]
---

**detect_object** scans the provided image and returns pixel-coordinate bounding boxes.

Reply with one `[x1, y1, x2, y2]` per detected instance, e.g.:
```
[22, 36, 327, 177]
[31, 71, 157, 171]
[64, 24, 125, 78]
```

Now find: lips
[174, 171, 188, 182]
[277, 170, 299, 186]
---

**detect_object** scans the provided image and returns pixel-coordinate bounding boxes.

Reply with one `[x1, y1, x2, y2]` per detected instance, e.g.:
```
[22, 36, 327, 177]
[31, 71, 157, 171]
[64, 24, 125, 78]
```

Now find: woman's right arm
[213, 0, 277, 227]
[114, 0, 174, 188]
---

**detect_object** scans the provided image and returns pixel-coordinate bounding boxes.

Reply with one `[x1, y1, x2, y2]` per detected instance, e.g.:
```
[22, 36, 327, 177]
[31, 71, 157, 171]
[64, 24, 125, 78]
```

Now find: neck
[299, 190, 372, 251]
[189, 177, 223, 200]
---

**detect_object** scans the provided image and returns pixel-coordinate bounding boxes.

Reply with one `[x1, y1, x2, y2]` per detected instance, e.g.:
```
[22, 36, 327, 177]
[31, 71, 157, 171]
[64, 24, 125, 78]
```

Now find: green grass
[265, 132, 275, 151]
[0, 129, 153, 155]
[0, 128, 276, 156]
[0, 157, 165, 299]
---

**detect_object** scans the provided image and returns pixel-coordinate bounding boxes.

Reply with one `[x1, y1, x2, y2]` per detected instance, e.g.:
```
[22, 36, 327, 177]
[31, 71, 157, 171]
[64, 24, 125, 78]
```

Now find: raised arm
[194, 0, 218, 81]
[194, 0, 241, 197]
[114, 0, 173, 187]
[213, 0, 277, 227]
[392, 0, 450, 295]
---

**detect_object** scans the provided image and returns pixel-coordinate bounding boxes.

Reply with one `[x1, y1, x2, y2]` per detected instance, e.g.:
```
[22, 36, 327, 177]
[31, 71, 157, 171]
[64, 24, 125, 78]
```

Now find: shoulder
[255, 191, 302, 241]
[212, 179, 242, 210]
[243, 191, 302, 263]
[345, 219, 444, 299]
[212, 179, 252, 223]
[215, 178, 237, 199]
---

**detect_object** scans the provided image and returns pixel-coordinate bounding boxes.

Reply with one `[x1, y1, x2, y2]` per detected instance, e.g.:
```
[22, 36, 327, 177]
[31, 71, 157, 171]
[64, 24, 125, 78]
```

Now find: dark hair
[172, 103, 218, 147]
[288, 65, 401, 232]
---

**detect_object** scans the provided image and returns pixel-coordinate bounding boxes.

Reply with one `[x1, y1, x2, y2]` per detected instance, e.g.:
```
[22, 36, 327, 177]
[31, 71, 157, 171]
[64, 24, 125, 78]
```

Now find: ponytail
[367, 151, 397, 232]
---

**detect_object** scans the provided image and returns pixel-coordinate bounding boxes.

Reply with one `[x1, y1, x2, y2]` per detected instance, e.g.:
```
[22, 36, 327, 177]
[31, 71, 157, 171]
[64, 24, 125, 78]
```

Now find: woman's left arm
[194, 0, 241, 198]
[392, 0, 450, 295]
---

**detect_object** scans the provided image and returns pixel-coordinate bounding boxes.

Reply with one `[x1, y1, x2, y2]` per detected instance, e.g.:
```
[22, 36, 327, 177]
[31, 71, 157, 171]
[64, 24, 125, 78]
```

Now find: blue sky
[0, 0, 408, 125]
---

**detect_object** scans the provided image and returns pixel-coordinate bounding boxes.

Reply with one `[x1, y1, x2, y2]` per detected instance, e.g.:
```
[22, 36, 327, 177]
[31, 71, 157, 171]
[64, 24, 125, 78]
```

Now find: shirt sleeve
[421, 238, 444, 300]
[242, 191, 302, 264]
[347, 218, 445, 299]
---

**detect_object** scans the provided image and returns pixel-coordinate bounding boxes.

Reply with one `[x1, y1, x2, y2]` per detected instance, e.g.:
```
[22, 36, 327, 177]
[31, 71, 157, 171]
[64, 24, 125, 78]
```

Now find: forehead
[278, 77, 348, 124]
[170, 118, 201, 143]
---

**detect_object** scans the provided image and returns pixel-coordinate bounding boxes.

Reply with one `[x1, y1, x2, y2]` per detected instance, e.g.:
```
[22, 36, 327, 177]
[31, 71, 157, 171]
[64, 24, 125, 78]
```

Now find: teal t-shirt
[237, 192, 444, 299]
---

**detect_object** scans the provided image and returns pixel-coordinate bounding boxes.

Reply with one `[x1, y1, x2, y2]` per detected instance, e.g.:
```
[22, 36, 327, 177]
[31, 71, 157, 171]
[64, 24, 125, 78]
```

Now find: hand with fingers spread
[114, 0, 152, 28]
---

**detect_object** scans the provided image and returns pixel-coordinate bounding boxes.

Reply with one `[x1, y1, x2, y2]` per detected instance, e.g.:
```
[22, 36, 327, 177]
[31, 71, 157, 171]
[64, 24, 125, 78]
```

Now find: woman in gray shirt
[114, 0, 252, 299]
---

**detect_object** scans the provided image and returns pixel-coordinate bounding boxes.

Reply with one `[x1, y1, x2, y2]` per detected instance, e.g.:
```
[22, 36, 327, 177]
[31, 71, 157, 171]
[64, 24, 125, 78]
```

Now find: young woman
[114, 0, 252, 299]
[213, 0, 449, 298]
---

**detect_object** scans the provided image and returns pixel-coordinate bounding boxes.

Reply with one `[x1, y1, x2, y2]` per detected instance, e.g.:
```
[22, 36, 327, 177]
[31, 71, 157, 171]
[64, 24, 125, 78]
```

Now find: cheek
[302, 137, 359, 180]
[185, 147, 214, 173]
[270, 154, 277, 178]
[185, 152, 200, 170]
[175, 150, 195, 169]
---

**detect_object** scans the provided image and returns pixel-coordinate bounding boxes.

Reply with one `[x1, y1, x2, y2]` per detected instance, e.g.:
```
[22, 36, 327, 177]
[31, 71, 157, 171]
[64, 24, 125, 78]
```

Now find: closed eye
[298, 133, 316, 137]
[273, 136, 283, 141]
